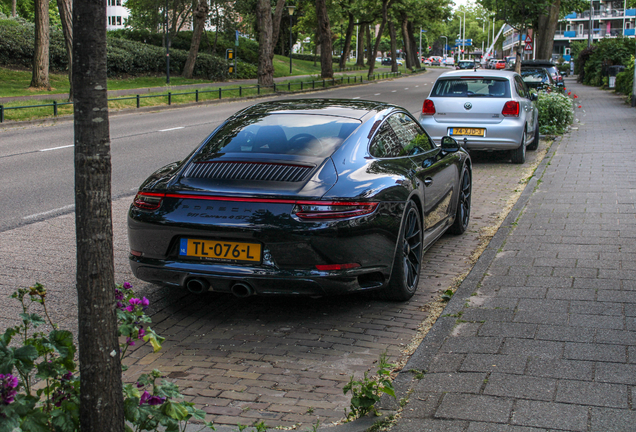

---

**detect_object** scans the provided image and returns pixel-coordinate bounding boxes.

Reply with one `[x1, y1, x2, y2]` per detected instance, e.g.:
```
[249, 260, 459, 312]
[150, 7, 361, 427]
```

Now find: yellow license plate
[179, 238, 261, 262]
[450, 128, 485, 137]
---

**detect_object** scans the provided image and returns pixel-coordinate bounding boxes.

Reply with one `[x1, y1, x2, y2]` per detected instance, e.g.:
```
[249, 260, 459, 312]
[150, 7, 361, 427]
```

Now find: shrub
[0, 283, 214, 432]
[577, 37, 636, 86]
[536, 91, 574, 135]
[615, 55, 634, 103]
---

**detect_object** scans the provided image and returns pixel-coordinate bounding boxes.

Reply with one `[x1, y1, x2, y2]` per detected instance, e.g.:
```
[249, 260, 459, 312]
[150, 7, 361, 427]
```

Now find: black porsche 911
[128, 99, 472, 301]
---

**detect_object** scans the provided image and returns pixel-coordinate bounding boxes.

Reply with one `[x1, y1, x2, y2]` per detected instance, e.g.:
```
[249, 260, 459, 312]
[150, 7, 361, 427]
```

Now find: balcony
[563, 8, 636, 20]
[555, 28, 634, 39]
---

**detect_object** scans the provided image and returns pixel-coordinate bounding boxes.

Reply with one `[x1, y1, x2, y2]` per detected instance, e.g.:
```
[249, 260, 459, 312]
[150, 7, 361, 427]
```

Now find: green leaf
[161, 400, 189, 421]
[0, 345, 15, 375]
[19, 313, 45, 328]
[142, 328, 164, 353]
[19, 409, 50, 432]
[50, 330, 76, 362]
[51, 408, 78, 432]
[1, 326, 19, 346]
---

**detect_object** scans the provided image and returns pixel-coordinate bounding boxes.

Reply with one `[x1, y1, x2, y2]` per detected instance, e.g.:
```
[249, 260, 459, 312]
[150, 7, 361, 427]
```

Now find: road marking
[404, 88, 409, 90]
[353, 97, 360, 99]
[415, 85, 419, 88]
[24, 204, 75, 220]
[158, 127, 184, 132]
[392, 90, 397, 92]
[374, 93, 381, 96]
[40, 145, 73, 152]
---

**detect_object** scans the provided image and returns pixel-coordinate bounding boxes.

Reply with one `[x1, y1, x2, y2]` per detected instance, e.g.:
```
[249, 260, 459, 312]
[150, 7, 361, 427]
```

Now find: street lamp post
[588, 0, 593, 47]
[288, 5, 295, 74]
[462, 10, 466, 60]
[165, 0, 170, 84]
[440, 36, 447, 61]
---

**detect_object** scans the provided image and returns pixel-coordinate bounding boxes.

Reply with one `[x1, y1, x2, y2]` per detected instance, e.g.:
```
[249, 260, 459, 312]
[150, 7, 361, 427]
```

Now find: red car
[494, 60, 507, 70]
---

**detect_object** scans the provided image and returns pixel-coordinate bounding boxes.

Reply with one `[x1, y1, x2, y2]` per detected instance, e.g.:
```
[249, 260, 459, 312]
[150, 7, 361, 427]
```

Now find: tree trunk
[72, 0, 123, 429]
[401, 13, 411, 69]
[57, 0, 73, 101]
[31, 0, 50, 89]
[11, 0, 16, 17]
[366, 25, 373, 66]
[339, 12, 355, 69]
[388, 21, 398, 72]
[256, 0, 274, 85]
[536, 0, 561, 60]
[407, 21, 420, 69]
[368, 0, 393, 78]
[356, 24, 365, 67]
[183, 0, 209, 79]
[515, 28, 523, 73]
[316, 0, 333, 79]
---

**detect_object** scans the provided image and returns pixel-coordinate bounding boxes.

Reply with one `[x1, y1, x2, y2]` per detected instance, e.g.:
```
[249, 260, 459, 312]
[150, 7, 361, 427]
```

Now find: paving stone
[483, 373, 556, 401]
[427, 353, 465, 373]
[390, 419, 468, 432]
[467, 422, 547, 432]
[478, 321, 536, 339]
[461, 309, 515, 323]
[546, 288, 596, 301]
[556, 380, 628, 408]
[595, 362, 636, 385]
[418, 372, 487, 394]
[440, 337, 503, 354]
[497, 287, 547, 299]
[511, 400, 588, 431]
[536, 325, 595, 343]
[516, 299, 569, 314]
[526, 358, 594, 381]
[595, 329, 636, 345]
[569, 314, 624, 330]
[589, 407, 636, 432]
[513, 311, 567, 326]
[564, 342, 626, 362]
[501, 339, 563, 358]
[460, 354, 528, 374]
[569, 300, 623, 316]
[435, 394, 513, 423]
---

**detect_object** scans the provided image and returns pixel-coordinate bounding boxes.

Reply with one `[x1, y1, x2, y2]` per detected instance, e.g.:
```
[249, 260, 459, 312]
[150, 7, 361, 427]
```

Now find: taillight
[502, 101, 520, 117]
[315, 263, 361, 271]
[422, 99, 436, 115]
[292, 201, 378, 220]
[133, 192, 165, 210]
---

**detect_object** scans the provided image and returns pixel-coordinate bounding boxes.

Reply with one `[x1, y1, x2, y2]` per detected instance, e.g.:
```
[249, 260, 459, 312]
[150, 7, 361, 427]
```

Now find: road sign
[226, 48, 234, 60]
[524, 43, 533, 51]
[455, 39, 473, 46]
[525, 35, 533, 44]
[235, 30, 239, 46]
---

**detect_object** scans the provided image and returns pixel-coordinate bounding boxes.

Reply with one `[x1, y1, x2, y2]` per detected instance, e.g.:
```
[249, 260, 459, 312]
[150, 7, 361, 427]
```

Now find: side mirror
[441, 136, 460, 153]
[530, 92, 538, 101]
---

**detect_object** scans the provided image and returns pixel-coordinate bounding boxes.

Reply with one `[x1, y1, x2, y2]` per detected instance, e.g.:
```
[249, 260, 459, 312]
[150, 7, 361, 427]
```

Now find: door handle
[424, 177, 433, 187]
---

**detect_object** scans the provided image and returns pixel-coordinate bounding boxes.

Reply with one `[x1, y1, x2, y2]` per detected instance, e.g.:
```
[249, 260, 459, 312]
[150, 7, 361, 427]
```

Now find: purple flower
[125, 297, 150, 312]
[117, 301, 125, 309]
[0, 374, 19, 405]
[62, 372, 73, 381]
[140, 390, 165, 406]
[123, 282, 133, 290]
[115, 289, 124, 301]
[141, 297, 149, 309]
[136, 382, 144, 388]
[138, 327, 146, 339]
[126, 337, 135, 346]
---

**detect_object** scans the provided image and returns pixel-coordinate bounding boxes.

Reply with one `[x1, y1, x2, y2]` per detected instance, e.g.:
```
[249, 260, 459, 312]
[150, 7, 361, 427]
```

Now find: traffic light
[428, 46, 431, 50]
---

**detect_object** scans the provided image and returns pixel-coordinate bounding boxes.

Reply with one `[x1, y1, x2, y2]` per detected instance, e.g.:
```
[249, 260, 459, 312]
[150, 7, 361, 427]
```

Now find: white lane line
[374, 93, 381, 96]
[24, 204, 75, 220]
[353, 96, 360, 99]
[391, 90, 397, 92]
[404, 88, 409, 90]
[40, 145, 73, 152]
[158, 127, 184, 132]
[415, 85, 419, 88]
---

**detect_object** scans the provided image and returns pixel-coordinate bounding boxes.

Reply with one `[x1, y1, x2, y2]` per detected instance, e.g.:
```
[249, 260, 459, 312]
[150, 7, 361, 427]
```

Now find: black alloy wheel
[511, 132, 526, 164]
[449, 167, 471, 235]
[383, 201, 423, 301]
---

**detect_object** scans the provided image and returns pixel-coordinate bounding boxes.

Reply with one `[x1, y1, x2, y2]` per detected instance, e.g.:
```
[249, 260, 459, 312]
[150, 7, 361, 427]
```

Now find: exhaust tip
[186, 278, 210, 294]
[231, 282, 254, 298]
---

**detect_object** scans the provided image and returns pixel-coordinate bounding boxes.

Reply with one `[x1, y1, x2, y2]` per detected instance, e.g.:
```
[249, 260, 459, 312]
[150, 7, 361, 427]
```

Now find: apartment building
[106, 0, 130, 30]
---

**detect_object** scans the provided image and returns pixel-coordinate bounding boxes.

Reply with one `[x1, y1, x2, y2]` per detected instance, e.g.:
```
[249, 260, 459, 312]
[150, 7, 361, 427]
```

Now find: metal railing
[0, 72, 403, 123]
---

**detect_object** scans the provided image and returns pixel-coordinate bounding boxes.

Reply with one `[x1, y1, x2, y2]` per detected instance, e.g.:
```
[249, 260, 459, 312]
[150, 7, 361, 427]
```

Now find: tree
[31, 0, 50, 88]
[73, 0, 124, 428]
[339, 8, 355, 68]
[534, 0, 587, 60]
[388, 20, 398, 72]
[316, 0, 333, 78]
[57, 0, 73, 100]
[367, 0, 394, 77]
[255, 0, 284, 86]
[183, 0, 209, 78]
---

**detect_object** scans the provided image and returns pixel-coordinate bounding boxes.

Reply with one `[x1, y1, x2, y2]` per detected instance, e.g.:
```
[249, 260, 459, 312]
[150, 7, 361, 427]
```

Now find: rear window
[520, 69, 549, 83]
[198, 114, 361, 158]
[431, 78, 511, 98]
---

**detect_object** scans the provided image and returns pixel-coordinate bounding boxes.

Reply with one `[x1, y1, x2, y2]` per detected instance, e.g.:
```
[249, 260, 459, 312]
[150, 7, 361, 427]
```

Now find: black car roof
[521, 60, 556, 66]
[235, 99, 390, 120]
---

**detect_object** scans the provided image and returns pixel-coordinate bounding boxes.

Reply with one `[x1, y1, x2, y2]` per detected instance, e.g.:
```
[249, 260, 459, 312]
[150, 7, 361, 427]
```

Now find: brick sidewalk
[388, 81, 636, 431]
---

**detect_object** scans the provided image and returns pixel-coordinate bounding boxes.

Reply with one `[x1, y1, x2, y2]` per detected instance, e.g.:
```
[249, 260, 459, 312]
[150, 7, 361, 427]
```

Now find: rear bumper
[419, 118, 525, 151]
[129, 257, 389, 296]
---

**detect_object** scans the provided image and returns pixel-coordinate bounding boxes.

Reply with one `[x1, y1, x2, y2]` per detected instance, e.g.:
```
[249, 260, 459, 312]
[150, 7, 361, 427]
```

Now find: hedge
[0, 16, 254, 80]
[576, 37, 636, 86]
[615, 55, 634, 104]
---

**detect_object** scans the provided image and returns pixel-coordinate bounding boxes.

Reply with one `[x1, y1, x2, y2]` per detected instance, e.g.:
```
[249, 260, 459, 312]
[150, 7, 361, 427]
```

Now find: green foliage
[615, 55, 634, 103]
[536, 91, 574, 135]
[441, 289, 454, 302]
[0, 18, 246, 80]
[343, 352, 396, 420]
[577, 37, 636, 86]
[0, 282, 215, 432]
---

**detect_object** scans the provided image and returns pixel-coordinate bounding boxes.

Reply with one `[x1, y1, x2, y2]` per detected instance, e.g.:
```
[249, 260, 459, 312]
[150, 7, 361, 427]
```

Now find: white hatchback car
[418, 70, 539, 164]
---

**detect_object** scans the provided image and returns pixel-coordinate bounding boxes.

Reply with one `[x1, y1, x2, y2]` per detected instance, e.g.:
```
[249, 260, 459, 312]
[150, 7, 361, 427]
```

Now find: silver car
[418, 70, 539, 164]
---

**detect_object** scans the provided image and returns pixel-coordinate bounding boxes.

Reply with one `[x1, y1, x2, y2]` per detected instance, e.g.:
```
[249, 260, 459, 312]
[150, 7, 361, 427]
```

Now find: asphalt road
[0, 68, 445, 232]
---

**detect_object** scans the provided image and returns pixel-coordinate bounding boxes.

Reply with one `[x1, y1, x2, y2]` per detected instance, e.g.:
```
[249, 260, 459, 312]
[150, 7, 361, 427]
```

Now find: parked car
[456, 60, 476, 70]
[381, 58, 404, 66]
[444, 57, 455, 66]
[422, 58, 432, 66]
[418, 70, 539, 164]
[518, 67, 555, 92]
[128, 99, 472, 301]
[521, 60, 563, 88]
[494, 59, 507, 69]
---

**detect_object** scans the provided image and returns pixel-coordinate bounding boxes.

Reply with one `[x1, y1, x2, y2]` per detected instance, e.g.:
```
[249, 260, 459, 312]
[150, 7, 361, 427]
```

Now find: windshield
[520, 69, 548, 83]
[431, 78, 511, 98]
[198, 114, 361, 159]
[458, 61, 474, 68]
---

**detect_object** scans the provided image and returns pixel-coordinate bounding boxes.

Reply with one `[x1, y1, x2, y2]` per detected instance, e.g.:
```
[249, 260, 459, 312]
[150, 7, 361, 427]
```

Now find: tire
[510, 132, 526, 164]
[383, 201, 423, 301]
[448, 166, 471, 235]
[527, 125, 540, 151]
